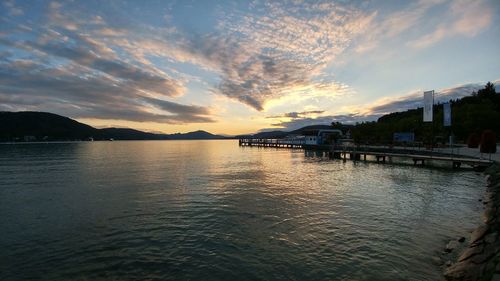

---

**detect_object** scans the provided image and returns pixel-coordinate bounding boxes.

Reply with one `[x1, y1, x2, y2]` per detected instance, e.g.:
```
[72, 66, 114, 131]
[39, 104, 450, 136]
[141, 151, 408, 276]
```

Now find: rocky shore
[444, 163, 500, 281]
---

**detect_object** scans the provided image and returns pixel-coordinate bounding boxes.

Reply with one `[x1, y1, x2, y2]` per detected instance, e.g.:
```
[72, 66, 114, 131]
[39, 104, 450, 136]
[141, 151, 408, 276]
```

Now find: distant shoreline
[0, 139, 235, 144]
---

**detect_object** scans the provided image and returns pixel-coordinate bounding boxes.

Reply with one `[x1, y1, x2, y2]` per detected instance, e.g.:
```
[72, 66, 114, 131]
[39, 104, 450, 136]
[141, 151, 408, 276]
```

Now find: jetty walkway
[238, 139, 494, 169]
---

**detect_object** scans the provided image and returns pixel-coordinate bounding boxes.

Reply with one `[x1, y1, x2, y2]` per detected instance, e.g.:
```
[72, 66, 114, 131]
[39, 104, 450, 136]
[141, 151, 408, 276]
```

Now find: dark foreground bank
[445, 164, 500, 280]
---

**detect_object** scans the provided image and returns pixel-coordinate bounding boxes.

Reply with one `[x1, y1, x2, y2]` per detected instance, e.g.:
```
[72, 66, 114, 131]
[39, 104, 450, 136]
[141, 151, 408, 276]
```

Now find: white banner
[443, 102, 451, 127]
[423, 90, 434, 122]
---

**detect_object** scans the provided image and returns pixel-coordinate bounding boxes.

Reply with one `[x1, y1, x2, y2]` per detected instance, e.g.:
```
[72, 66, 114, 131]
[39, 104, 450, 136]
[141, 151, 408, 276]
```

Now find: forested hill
[0, 111, 100, 141]
[351, 82, 500, 144]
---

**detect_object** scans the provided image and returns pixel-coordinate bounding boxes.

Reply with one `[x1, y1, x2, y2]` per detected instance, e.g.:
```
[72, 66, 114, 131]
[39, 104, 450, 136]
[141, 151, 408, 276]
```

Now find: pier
[238, 138, 304, 148]
[238, 139, 494, 169]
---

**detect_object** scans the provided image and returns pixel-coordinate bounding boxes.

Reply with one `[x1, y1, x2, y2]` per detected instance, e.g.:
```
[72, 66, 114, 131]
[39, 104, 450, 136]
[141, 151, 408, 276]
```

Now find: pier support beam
[329, 152, 341, 159]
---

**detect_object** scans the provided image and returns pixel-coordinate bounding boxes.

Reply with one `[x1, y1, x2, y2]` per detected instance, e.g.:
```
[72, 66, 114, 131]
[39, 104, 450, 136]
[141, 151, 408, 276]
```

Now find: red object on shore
[480, 130, 497, 153]
[467, 133, 480, 148]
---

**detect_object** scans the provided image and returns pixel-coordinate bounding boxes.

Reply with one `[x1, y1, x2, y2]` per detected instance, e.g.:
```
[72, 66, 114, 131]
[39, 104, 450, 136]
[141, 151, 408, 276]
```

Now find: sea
[0, 140, 486, 280]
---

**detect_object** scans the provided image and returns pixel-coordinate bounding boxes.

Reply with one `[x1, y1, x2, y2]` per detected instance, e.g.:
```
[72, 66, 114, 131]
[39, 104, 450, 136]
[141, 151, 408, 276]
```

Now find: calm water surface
[0, 140, 485, 280]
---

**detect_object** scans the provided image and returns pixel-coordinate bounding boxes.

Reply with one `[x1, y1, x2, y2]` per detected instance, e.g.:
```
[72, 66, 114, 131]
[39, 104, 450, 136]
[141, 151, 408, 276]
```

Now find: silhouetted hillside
[99, 128, 169, 140]
[168, 130, 226, 140]
[0, 111, 99, 141]
[236, 130, 289, 139]
[0, 111, 227, 141]
[289, 125, 337, 135]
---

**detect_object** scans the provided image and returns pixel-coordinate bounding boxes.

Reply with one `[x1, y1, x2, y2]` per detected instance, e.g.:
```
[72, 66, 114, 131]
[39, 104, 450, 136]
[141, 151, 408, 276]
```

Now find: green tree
[478, 81, 496, 99]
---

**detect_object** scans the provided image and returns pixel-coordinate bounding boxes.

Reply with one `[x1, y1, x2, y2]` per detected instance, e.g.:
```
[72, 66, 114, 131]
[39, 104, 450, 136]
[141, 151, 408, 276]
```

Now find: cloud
[96, 28, 127, 37]
[3, 0, 24, 16]
[141, 97, 213, 123]
[21, 33, 184, 98]
[409, 0, 493, 48]
[55, 1, 370, 113]
[0, 2, 218, 125]
[17, 1, 368, 112]
[0, 45, 214, 124]
[267, 110, 325, 119]
[150, 1, 371, 111]
[353, 0, 445, 53]
[352, 0, 494, 52]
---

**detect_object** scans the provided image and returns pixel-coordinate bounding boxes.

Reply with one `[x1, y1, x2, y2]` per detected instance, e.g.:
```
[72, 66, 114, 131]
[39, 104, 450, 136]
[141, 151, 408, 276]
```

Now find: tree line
[348, 82, 499, 146]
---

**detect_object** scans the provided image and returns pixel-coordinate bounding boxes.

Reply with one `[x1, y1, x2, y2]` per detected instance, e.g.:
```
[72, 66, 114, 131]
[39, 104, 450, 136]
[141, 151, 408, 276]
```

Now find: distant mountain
[289, 125, 336, 135]
[99, 128, 169, 140]
[168, 130, 225, 140]
[236, 125, 346, 139]
[235, 130, 289, 139]
[0, 111, 226, 141]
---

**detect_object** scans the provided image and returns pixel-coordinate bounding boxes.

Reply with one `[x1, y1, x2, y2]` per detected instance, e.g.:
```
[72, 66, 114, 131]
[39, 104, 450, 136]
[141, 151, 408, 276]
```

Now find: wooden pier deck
[238, 139, 494, 169]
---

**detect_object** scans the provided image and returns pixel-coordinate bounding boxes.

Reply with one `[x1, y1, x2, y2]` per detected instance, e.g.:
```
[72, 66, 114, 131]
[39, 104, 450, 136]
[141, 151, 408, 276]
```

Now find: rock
[484, 232, 498, 244]
[458, 237, 466, 243]
[482, 208, 496, 224]
[458, 244, 484, 262]
[495, 262, 500, 273]
[471, 242, 497, 264]
[470, 225, 489, 245]
[485, 191, 495, 202]
[481, 261, 497, 277]
[444, 261, 481, 280]
[446, 240, 460, 253]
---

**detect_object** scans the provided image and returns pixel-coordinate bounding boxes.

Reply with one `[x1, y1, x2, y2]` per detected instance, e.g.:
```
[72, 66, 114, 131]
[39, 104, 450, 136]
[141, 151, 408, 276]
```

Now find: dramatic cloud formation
[0, 53, 213, 124]
[0, 2, 214, 124]
[0, 1, 498, 133]
[204, 2, 370, 110]
[141, 1, 370, 111]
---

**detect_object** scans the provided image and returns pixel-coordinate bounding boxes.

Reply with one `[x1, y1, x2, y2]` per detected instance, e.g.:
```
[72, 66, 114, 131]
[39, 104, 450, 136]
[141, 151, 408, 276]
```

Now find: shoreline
[444, 163, 500, 280]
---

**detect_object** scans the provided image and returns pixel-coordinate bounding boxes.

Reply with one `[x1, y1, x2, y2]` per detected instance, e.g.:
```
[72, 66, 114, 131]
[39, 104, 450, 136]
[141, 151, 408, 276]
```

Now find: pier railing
[238, 138, 305, 148]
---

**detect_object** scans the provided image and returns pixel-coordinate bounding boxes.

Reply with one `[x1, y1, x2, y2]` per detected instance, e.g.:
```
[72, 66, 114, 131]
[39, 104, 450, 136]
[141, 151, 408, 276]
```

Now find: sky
[0, 0, 499, 135]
